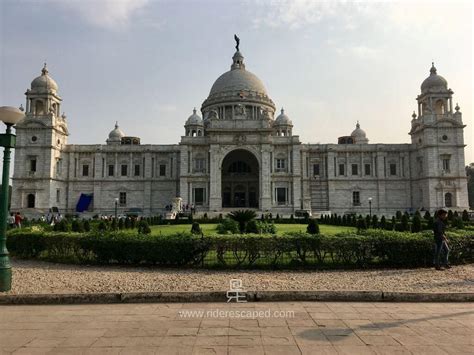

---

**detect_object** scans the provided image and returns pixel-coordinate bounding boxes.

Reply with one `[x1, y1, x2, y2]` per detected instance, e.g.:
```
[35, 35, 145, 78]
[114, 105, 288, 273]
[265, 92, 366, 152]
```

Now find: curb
[0, 290, 473, 304]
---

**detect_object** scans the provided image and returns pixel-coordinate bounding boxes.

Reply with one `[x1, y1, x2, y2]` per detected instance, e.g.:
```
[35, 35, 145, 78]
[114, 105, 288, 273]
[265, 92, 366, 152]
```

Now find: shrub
[228, 210, 257, 233]
[83, 220, 91, 232]
[412, 213, 422, 233]
[118, 218, 124, 230]
[357, 216, 367, 232]
[396, 211, 402, 220]
[71, 220, 84, 233]
[380, 216, 386, 229]
[53, 220, 69, 232]
[400, 214, 410, 232]
[191, 222, 202, 235]
[137, 220, 151, 234]
[216, 218, 239, 234]
[452, 217, 464, 229]
[125, 217, 132, 229]
[306, 219, 320, 235]
[371, 215, 378, 229]
[462, 210, 469, 222]
[97, 220, 108, 233]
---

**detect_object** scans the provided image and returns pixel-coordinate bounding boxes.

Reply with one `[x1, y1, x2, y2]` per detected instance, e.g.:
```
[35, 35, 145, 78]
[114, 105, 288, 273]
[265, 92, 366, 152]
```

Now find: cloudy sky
[1, 0, 473, 164]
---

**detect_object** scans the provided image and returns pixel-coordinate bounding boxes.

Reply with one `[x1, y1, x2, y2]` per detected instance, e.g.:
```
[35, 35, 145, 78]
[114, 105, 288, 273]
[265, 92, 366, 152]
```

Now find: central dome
[209, 51, 268, 97]
[202, 48, 275, 118]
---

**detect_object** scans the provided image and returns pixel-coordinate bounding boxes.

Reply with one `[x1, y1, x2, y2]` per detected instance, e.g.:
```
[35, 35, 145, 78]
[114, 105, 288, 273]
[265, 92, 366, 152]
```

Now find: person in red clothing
[14, 212, 23, 228]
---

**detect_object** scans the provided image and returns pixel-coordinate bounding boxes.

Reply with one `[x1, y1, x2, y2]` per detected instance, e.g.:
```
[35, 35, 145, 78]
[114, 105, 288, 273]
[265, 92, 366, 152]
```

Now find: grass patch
[147, 223, 355, 236]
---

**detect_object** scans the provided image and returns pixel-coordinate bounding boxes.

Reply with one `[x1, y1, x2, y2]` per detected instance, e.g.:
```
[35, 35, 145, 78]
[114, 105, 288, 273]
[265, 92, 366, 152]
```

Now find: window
[56, 159, 62, 177]
[364, 164, 371, 176]
[442, 158, 450, 172]
[313, 164, 320, 176]
[351, 164, 358, 175]
[389, 163, 397, 176]
[82, 164, 89, 177]
[30, 159, 37, 172]
[108, 165, 114, 177]
[276, 187, 287, 205]
[121, 164, 128, 176]
[119, 192, 127, 206]
[444, 192, 453, 207]
[339, 164, 345, 176]
[194, 158, 205, 173]
[27, 193, 35, 208]
[228, 161, 251, 173]
[352, 191, 360, 206]
[134, 164, 140, 176]
[56, 189, 60, 203]
[194, 188, 205, 206]
[276, 158, 286, 171]
[159, 164, 166, 176]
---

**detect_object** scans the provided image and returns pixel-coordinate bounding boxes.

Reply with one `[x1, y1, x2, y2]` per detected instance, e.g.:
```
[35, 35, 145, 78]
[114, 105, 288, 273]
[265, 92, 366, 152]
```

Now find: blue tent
[76, 193, 93, 212]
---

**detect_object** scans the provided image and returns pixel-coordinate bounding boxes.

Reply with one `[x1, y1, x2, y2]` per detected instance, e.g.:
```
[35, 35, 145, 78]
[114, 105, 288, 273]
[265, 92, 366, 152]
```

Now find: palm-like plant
[228, 210, 257, 233]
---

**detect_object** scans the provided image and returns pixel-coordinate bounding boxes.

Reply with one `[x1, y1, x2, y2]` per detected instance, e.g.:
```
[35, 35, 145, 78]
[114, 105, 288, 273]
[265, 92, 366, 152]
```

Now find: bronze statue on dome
[234, 34, 240, 51]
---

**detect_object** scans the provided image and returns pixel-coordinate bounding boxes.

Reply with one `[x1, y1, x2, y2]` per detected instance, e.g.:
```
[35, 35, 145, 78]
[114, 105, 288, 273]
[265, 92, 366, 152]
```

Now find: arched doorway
[221, 149, 259, 208]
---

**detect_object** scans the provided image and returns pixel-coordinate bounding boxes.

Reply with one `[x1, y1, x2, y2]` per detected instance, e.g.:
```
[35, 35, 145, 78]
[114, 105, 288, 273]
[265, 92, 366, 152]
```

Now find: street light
[0, 106, 25, 292]
[368, 197, 373, 218]
[114, 197, 119, 228]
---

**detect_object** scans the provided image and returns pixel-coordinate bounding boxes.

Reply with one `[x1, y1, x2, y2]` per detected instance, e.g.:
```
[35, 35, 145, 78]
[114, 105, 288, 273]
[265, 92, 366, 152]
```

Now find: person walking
[14, 212, 23, 228]
[7, 213, 15, 228]
[433, 209, 450, 270]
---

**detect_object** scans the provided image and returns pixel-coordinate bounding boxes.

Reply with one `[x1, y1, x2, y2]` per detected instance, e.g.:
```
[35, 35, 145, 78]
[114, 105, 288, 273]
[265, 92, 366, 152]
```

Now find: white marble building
[11, 46, 469, 217]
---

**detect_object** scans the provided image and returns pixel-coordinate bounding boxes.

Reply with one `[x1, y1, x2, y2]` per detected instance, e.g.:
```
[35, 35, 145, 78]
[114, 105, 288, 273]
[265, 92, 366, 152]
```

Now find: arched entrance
[221, 149, 259, 208]
[27, 193, 35, 208]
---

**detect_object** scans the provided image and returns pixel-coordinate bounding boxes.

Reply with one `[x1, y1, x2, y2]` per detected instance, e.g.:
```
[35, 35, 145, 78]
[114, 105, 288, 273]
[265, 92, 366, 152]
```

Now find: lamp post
[114, 197, 119, 228]
[368, 197, 373, 218]
[0, 106, 25, 292]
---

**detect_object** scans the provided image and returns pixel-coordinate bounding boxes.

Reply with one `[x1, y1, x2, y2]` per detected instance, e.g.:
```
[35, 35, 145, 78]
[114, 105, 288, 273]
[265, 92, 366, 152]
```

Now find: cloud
[55, 0, 151, 29]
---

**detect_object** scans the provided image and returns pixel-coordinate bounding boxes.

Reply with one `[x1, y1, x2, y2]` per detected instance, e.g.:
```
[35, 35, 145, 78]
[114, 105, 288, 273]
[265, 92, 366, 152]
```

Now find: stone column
[260, 145, 272, 211]
[209, 145, 222, 211]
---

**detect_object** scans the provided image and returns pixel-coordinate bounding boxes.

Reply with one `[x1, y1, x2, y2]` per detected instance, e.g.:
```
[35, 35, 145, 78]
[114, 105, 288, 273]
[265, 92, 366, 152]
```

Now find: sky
[0, 0, 473, 168]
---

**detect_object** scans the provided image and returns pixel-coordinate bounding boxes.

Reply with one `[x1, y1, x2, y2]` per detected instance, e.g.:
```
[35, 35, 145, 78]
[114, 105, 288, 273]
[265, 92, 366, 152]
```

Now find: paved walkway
[0, 302, 472, 354]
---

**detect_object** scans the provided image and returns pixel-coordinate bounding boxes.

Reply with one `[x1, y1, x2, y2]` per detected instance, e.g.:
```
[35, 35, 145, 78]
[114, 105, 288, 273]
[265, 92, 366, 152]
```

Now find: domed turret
[274, 108, 293, 136]
[186, 108, 203, 126]
[421, 63, 448, 93]
[184, 108, 204, 137]
[274, 108, 292, 126]
[107, 122, 125, 145]
[30, 63, 59, 93]
[350, 121, 369, 144]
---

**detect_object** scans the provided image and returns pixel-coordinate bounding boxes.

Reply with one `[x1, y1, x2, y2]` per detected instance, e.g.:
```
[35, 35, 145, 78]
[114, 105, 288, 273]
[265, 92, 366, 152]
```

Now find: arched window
[435, 100, 445, 115]
[35, 101, 44, 115]
[444, 192, 453, 208]
[191, 130, 196, 137]
[197, 130, 202, 136]
[27, 194, 35, 208]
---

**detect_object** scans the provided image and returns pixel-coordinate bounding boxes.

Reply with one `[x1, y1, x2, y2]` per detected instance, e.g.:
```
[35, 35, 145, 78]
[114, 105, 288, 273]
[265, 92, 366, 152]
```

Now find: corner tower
[409, 63, 468, 211]
[11, 64, 69, 214]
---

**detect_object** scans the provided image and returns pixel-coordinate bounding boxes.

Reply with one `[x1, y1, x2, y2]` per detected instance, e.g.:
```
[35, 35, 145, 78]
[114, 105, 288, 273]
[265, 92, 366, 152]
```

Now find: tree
[306, 219, 320, 235]
[412, 213, 422, 233]
[190, 222, 202, 235]
[365, 215, 371, 228]
[423, 211, 431, 220]
[371, 215, 378, 229]
[380, 215, 386, 229]
[228, 210, 257, 233]
[400, 214, 410, 232]
[83, 219, 91, 232]
[396, 211, 402, 220]
[462, 210, 469, 222]
[357, 216, 367, 232]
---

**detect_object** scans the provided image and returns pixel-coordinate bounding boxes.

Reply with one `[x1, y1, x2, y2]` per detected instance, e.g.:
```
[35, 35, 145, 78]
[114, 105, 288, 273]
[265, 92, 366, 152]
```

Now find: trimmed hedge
[6, 228, 474, 269]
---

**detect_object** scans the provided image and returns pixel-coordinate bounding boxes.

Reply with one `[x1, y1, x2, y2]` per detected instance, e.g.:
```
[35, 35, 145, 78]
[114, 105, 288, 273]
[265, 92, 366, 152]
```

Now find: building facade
[11, 46, 469, 217]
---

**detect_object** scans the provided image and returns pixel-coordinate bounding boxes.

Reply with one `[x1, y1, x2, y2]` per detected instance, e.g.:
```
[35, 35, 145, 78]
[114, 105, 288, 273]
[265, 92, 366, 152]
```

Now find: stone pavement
[0, 302, 472, 354]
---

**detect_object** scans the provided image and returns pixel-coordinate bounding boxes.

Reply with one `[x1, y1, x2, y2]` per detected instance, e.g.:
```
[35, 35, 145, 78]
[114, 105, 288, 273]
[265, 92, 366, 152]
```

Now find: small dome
[107, 122, 125, 143]
[350, 121, 369, 144]
[185, 108, 203, 125]
[274, 108, 292, 125]
[421, 63, 447, 93]
[351, 121, 366, 138]
[30, 63, 58, 93]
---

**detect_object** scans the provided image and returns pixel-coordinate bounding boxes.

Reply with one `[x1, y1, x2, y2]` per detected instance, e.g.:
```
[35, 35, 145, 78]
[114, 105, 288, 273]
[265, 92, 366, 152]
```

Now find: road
[0, 302, 472, 354]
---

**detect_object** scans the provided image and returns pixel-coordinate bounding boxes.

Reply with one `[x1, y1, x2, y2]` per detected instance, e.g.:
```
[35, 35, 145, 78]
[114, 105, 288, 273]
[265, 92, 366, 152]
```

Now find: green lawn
[149, 223, 355, 236]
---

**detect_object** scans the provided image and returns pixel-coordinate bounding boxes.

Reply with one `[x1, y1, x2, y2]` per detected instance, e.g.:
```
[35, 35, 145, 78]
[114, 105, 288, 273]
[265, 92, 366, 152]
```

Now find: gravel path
[6, 258, 474, 295]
